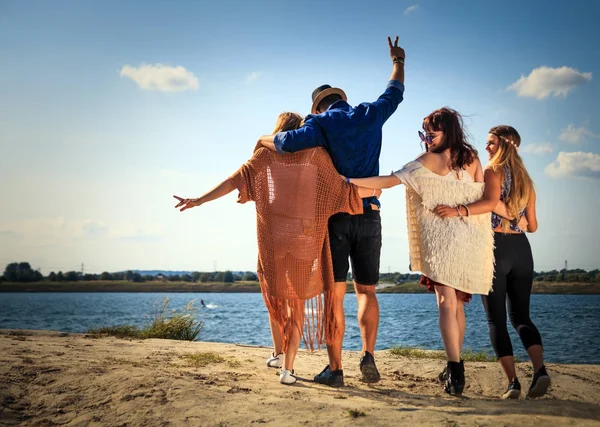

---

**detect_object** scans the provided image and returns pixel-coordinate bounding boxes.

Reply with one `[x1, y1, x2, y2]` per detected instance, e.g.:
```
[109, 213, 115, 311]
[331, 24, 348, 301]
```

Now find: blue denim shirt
[273, 80, 404, 208]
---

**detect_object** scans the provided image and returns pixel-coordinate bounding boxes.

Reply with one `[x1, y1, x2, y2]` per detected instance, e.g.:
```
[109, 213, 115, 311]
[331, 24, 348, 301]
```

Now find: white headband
[498, 135, 519, 150]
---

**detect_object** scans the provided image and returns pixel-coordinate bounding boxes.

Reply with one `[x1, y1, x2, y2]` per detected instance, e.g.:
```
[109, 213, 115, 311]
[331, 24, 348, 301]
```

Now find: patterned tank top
[491, 166, 525, 232]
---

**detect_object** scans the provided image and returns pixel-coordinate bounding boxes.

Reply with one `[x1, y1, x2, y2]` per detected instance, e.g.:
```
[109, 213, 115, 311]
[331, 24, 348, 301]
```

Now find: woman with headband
[436, 125, 549, 399]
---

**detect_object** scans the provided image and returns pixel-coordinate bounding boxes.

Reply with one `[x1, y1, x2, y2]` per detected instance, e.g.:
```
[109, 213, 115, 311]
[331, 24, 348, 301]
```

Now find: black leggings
[481, 233, 543, 358]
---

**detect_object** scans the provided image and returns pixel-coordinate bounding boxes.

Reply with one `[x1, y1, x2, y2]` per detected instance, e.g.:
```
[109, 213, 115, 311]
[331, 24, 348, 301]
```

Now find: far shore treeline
[2, 262, 599, 285]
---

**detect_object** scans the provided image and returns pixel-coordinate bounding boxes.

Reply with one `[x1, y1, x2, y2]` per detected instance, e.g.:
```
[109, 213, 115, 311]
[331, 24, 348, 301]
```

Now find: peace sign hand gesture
[173, 195, 202, 212]
[387, 36, 405, 62]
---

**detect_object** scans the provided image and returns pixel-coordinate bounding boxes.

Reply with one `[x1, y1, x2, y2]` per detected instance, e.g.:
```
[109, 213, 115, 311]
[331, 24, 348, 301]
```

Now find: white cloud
[558, 124, 599, 144]
[120, 64, 199, 92]
[520, 143, 553, 154]
[404, 4, 419, 14]
[246, 72, 261, 83]
[507, 66, 592, 99]
[545, 152, 600, 179]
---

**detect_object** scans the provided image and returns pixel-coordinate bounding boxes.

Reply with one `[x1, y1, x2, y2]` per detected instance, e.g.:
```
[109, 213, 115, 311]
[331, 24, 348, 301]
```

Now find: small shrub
[88, 298, 203, 342]
[348, 409, 366, 418]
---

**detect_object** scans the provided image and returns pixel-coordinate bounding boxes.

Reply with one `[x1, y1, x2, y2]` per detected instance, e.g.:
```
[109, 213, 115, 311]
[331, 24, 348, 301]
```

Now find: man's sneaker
[280, 369, 297, 385]
[359, 351, 381, 383]
[266, 352, 283, 368]
[313, 365, 344, 387]
[502, 378, 521, 399]
[527, 365, 550, 399]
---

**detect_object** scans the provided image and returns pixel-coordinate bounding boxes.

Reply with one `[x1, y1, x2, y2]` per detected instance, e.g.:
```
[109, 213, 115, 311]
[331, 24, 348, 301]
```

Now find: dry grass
[389, 346, 496, 362]
[183, 352, 226, 368]
[88, 298, 203, 341]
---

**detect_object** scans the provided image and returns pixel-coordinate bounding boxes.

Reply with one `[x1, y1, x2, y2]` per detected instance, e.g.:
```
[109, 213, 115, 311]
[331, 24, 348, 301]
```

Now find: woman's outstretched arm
[348, 174, 402, 190]
[173, 178, 236, 212]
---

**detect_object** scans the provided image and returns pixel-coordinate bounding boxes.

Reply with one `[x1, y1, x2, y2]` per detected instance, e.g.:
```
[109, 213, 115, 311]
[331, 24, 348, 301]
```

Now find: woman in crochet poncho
[173, 112, 378, 385]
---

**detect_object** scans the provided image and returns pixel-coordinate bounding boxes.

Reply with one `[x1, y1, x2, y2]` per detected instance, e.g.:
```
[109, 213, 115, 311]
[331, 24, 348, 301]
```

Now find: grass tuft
[348, 409, 366, 418]
[184, 352, 226, 368]
[389, 346, 496, 362]
[88, 297, 203, 341]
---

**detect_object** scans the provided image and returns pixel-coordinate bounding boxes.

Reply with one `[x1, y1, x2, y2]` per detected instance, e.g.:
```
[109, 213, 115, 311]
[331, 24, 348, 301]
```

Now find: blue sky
[1, 0, 599, 274]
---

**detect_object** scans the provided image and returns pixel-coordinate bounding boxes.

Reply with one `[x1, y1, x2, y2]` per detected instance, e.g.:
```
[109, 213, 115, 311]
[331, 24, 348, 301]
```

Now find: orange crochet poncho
[229, 147, 363, 351]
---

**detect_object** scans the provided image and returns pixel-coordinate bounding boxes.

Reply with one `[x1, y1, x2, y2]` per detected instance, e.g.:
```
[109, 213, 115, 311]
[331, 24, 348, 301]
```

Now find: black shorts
[328, 208, 382, 285]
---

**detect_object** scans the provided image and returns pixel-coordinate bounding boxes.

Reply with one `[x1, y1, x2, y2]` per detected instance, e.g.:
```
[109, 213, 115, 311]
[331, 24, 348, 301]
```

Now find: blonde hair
[272, 112, 304, 134]
[488, 125, 534, 232]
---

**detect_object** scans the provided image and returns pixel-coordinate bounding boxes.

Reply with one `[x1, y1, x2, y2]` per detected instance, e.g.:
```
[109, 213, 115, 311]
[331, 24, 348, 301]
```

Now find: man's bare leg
[326, 281, 347, 371]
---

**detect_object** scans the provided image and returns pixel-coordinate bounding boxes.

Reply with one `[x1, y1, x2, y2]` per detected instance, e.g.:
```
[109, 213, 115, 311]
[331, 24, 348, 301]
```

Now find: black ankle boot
[444, 360, 465, 396]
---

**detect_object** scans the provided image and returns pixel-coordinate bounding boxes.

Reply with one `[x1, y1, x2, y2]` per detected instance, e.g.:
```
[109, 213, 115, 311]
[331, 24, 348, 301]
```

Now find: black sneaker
[438, 366, 448, 383]
[527, 365, 550, 399]
[359, 351, 381, 383]
[502, 378, 521, 399]
[313, 365, 344, 387]
[444, 360, 465, 396]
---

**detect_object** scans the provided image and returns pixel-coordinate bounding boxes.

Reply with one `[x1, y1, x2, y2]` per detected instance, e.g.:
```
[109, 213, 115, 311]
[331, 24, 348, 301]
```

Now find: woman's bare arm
[174, 179, 236, 212]
[493, 201, 515, 220]
[433, 168, 502, 218]
[524, 188, 538, 232]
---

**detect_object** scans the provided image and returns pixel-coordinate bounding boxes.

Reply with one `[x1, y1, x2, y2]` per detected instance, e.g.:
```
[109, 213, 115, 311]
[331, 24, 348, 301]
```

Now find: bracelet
[393, 57, 405, 64]
[456, 206, 463, 219]
[463, 204, 470, 217]
[346, 177, 350, 183]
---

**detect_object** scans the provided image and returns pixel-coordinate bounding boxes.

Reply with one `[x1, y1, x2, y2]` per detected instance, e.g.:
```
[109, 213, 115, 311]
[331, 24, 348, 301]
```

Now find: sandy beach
[1, 330, 599, 426]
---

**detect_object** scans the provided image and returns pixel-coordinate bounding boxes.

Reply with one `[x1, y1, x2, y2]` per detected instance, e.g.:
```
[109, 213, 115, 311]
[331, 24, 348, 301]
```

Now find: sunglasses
[418, 131, 434, 145]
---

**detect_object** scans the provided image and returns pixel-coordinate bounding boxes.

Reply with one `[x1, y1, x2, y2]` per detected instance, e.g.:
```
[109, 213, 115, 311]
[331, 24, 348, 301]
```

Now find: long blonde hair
[272, 112, 303, 134]
[488, 125, 534, 232]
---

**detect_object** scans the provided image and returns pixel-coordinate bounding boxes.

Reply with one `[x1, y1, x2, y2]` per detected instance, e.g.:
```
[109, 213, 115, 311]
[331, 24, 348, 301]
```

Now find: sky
[1, 0, 599, 274]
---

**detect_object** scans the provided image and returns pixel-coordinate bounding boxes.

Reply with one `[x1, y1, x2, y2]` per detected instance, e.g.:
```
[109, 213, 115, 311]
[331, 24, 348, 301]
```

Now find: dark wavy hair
[422, 107, 477, 170]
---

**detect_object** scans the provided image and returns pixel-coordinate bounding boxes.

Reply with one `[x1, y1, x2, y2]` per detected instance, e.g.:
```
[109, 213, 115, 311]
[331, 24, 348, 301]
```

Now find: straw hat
[311, 84, 347, 115]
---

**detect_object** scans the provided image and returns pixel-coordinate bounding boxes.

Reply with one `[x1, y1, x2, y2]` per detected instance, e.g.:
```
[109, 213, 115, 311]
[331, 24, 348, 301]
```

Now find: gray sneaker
[359, 351, 381, 383]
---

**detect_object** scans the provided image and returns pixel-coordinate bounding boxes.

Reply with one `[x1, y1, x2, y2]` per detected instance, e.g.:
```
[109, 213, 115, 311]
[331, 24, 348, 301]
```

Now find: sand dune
[1, 330, 599, 426]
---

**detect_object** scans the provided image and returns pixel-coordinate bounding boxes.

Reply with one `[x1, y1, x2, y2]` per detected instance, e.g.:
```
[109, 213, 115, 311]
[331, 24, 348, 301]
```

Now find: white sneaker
[279, 369, 297, 385]
[266, 352, 283, 368]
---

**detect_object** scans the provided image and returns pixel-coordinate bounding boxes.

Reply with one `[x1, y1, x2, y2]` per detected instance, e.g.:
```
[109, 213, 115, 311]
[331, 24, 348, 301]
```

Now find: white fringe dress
[393, 160, 495, 296]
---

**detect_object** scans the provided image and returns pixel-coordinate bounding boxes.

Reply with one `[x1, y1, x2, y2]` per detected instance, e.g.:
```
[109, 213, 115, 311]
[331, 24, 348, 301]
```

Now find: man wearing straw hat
[255, 36, 405, 387]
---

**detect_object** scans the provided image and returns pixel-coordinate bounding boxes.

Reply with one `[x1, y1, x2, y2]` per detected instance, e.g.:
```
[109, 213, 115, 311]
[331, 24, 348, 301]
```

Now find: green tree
[65, 271, 79, 281]
[199, 273, 214, 282]
[57, 271, 65, 282]
[191, 272, 201, 282]
[124, 270, 133, 281]
[242, 272, 258, 281]
[100, 272, 113, 280]
[48, 272, 57, 281]
[214, 272, 225, 282]
[3, 262, 43, 282]
[223, 271, 234, 283]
